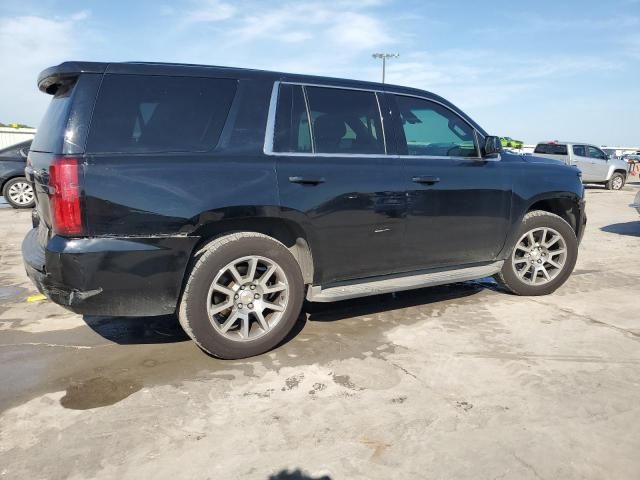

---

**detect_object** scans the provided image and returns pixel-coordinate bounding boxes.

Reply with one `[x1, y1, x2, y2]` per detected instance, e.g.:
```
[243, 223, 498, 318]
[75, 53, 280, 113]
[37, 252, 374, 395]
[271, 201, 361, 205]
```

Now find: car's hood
[520, 154, 565, 165]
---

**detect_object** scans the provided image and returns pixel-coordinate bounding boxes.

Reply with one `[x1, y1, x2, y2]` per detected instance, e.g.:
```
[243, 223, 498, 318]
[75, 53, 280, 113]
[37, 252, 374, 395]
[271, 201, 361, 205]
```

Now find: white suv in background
[534, 142, 629, 190]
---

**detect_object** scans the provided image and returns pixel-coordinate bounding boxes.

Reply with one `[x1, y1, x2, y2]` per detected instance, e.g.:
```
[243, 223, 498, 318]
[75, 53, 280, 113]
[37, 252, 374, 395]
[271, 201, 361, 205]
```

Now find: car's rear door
[570, 144, 592, 179]
[385, 93, 511, 270]
[271, 83, 406, 285]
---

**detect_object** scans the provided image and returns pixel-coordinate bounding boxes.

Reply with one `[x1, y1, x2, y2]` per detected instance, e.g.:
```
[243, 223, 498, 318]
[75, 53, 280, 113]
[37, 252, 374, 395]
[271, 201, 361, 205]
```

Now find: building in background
[0, 127, 36, 149]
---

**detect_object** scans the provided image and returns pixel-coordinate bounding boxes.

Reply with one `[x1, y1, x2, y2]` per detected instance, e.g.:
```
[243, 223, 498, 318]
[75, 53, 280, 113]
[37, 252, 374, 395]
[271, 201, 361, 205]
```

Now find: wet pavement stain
[60, 377, 143, 410]
[455, 401, 473, 412]
[1, 282, 493, 413]
[391, 396, 407, 404]
[0, 285, 27, 301]
[282, 373, 304, 391]
[309, 382, 327, 395]
[332, 374, 363, 391]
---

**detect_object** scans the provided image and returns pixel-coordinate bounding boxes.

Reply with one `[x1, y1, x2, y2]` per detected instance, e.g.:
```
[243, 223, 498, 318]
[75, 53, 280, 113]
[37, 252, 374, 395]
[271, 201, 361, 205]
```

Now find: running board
[307, 261, 503, 302]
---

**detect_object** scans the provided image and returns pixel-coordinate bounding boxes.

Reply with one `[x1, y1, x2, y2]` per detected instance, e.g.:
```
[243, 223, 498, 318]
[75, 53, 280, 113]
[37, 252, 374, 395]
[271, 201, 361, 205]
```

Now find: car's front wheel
[2, 177, 35, 209]
[178, 232, 304, 359]
[496, 210, 578, 296]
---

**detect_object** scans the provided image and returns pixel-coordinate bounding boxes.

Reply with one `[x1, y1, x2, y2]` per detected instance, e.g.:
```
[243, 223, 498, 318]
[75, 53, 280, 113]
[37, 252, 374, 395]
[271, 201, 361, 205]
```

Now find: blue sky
[1, 0, 639, 145]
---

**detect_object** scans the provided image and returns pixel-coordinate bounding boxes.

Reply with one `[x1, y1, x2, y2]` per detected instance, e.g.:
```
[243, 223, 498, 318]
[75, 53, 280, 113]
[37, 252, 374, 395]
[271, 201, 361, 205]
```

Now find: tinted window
[87, 75, 237, 153]
[534, 143, 568, 155]
[573, 145, 586, 157]
[273, 84, 311, 153]
[588, 146, 607, 160]
[394, 95, 477, 158]
[31, 80, 76, 153]
[0, 140, 31, 158]
[305, 87, 384, 154]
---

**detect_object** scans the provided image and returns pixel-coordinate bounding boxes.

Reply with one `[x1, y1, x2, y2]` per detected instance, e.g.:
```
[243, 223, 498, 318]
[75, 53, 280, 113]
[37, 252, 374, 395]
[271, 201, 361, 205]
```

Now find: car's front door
[587, 145, 610, 182]
[386, 93, 512, 270]
[272, 83, 406, 285]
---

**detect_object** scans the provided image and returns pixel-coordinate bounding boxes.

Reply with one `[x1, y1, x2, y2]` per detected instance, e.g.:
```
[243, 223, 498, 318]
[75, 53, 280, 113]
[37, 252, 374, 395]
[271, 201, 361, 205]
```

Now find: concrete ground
[0, 179, 639, 480]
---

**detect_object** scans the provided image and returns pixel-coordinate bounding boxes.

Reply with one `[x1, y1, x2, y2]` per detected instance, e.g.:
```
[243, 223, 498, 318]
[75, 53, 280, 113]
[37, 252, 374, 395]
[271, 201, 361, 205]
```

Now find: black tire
[2, 177, 35, 209]
[178, 232, 304, 359]
[605, 172, 625, 190]
[496, 210, 578, 296]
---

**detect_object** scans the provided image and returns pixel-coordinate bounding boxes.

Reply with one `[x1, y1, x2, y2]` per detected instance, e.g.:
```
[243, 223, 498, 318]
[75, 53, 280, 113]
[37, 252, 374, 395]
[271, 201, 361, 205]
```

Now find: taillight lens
[49, 157, 83, 236]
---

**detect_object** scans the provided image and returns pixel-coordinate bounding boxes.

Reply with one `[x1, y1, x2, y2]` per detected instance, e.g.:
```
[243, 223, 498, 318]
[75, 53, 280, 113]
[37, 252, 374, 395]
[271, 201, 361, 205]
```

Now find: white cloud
[382, 49, 625, 113]
[177, 0, 236, 28]
[174, 0, 393, 52]
[327, 12, 393, 51]
[0, 13, 94, 125]
[165, 0, 397, 82]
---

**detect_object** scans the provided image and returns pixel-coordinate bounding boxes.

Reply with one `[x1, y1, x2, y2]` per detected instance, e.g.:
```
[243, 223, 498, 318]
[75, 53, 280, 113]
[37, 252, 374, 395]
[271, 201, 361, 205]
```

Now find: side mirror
[483, 136, 502, 157]
[18, 148, 28, 159]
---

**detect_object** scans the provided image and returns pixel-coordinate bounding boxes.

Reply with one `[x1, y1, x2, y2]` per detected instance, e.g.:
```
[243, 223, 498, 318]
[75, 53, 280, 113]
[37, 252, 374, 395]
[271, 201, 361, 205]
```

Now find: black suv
[22, 61, 586, 359]
[1, 140, 34, 208]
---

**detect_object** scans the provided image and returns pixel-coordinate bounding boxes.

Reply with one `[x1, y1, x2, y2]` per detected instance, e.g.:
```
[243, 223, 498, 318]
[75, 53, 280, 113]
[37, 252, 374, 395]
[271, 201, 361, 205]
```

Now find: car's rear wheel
[3, 177, 35, 209]
[496, 210, 578, 296]
[178, 232, 304, 359]
[605, 172, 625, 190]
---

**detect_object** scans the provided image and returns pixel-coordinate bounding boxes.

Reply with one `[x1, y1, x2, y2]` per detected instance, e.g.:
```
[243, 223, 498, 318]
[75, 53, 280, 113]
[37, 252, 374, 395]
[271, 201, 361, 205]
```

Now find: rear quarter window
[31, 74, 102, 154]
[30, 81, 76, 154]
[534, 143, 568, 155]
[86, 75, 237, 153]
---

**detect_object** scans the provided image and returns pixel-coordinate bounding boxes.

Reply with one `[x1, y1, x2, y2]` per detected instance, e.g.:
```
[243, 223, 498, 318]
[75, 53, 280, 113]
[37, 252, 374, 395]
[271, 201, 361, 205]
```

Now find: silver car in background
[534, 141, 629, 190]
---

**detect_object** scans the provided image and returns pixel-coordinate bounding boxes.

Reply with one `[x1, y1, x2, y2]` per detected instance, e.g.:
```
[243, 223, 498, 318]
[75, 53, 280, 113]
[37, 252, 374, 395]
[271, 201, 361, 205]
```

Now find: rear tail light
[49, 157, 83, 236]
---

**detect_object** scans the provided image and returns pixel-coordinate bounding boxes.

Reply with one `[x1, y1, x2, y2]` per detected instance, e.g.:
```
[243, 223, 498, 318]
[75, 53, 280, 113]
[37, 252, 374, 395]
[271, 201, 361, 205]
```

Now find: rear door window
[304, 86, 384, 155]
[572, 145, 586, 157]
[393, 95, 478, 158]
[87, 75, 237, 153]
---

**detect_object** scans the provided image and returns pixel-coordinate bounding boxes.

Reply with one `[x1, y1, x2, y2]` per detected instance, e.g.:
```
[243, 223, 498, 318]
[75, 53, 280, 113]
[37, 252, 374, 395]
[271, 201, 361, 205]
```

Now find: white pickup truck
[533, 142, 628, 190]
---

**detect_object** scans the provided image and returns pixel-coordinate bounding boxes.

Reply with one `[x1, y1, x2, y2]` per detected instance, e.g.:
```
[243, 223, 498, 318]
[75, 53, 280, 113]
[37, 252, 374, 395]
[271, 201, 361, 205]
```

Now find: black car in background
[22, 61, 586, 359]
[1, 140, 34, 208]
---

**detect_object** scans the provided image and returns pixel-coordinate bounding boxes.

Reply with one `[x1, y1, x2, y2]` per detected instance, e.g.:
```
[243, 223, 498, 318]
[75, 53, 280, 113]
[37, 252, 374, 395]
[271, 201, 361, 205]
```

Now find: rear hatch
[26, 63, 104, 245]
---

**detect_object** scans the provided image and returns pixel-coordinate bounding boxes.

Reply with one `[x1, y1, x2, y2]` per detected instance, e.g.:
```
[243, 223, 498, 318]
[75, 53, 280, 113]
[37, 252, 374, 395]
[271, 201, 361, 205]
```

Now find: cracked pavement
[0, 181, 639, 480]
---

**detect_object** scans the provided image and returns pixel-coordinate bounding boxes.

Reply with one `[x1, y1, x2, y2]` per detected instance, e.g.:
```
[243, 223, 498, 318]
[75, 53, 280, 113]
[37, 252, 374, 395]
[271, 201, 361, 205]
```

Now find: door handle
[412, 175, 440, 185]
[289, 176, 326, 185]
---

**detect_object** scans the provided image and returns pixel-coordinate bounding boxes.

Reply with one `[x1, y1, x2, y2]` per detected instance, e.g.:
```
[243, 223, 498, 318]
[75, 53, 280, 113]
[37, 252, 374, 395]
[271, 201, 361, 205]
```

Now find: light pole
[372, 53, 399, 83]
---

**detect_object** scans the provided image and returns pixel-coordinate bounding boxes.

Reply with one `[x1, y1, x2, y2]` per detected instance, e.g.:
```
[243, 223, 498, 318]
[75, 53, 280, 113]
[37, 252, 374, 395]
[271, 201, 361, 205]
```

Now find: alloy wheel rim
[612, 176, 623, 190]
[512, 227, 567, 285]
[206, 255, 289, 342]
[8, 181, 34, 206]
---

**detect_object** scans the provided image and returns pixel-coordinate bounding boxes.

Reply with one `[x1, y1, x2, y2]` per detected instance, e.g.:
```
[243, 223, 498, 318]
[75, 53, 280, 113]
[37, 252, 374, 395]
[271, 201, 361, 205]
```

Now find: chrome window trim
[264, 152, 489, 161]
[281, 80, 385, 94]
[263, 81, 280, 154]
[301, 85, 315, 153]
[263, 80, 499, 161]
[374, 92, 387, 154]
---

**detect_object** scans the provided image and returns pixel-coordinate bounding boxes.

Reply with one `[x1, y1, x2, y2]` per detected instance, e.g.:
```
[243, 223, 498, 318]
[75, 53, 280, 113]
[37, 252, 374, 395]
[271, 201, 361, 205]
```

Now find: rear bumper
[22, 228, 199, 316]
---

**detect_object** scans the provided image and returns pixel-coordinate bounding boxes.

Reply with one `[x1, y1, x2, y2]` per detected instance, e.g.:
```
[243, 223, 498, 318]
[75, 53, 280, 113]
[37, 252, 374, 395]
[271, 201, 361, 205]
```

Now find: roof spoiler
[37, 61, 108, 94]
